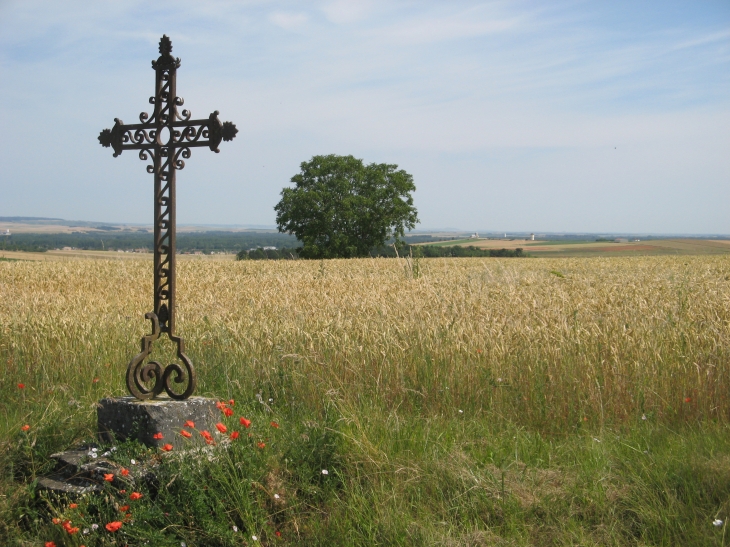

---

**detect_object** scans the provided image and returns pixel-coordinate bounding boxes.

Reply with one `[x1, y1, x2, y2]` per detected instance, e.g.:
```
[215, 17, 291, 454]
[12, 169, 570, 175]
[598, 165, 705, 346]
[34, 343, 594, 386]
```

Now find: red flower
[161, 443, 173, 452]
[223, 407, 234, 417]
[275, 531, 282, 537]
[104, 473, 114, 482]
[129, 492, 143, 501]
[230, 431, 240, 440]
[476, 349, 482, 354]
[181, 429, 192, 438]
[257, 442, 266, 449]
[185, 420, 195, 428]
[121, 468, 129, 476]
[69, 503, 78, 509]
[229, 399, 235, 406]
[153, 432, 163, 440]
[240, 417, 251, 428]
[52, 518, 61, 525]
[119, 489, 126, 494]
[684, 397, 692, 403]
[216, 401, 226, 410]
[105, 521, 123, 532]
[92, 378, 99, 383]
[45, 542, 57, 547]
[200, 430, 212, 440]
[21, 424, 30, 431]
[216, 422, 227, 434]
[66, 526, 80, 535]
[119, 505, 130, 512]
[270, 421, 279, 429]
[17, 383, 25, 389]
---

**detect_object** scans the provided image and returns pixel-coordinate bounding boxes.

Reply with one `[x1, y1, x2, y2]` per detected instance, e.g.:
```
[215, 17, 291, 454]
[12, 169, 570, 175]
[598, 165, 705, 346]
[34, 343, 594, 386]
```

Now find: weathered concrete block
[97, 396, 218, 449]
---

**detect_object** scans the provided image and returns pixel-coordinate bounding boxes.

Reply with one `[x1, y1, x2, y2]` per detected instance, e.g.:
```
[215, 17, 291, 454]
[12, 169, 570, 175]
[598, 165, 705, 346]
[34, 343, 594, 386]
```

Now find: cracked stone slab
[97, 396, 219, 449]
[37, 475, 103, 495]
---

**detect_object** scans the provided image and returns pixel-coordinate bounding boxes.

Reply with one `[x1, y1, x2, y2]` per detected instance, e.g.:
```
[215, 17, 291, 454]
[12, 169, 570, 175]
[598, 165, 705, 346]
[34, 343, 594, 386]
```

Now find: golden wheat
[1, 256, 728, 428]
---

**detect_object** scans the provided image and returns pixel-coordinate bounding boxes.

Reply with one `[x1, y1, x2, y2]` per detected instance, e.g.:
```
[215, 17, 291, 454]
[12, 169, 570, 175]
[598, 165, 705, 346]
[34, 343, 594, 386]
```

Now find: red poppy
[121, 468, 129, 476]
[200, 430, 212, 439]
[153, 432, 163, 440]
[129, 492, 143, 501]
[229, 399, 235, 406]
[92, 378, 99, 383]
[216, 422, 227, 434]
[257, 442, 266, 449]
[161, 443, 173, 452]
[270, 421, 279, 429]
[17, 383, 25, 389]
[119, 505, 130, 512]
[684, 397, 692, 403]
[104, 473, 114, 482]
[69, 503, 78, 509]
[105, 521, 123, 532]
[52, 518, 61, 525]
[275, 531, 282, 537]
[185, 420, 195, 428]
[66, 526, 80, 535]
[181, 429, 192, 438]
[45, 542, 57, 547]
[21, 424, 30, 431]
[119, 489, 126, 494]
[230, 431, 240, 440]
[240, 417, 251, 428]
[216, 401, 226, 410]
[223, 407, 234, 417]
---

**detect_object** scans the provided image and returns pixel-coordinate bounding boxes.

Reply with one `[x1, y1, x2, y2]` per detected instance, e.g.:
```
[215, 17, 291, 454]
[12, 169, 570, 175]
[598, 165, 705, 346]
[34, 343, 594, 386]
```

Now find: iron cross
[99, 35, 237, 400]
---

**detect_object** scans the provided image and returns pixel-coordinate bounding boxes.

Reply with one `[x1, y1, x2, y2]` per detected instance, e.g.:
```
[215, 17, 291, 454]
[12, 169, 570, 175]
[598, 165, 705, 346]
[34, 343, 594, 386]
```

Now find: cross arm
[99, 111, 238, 157]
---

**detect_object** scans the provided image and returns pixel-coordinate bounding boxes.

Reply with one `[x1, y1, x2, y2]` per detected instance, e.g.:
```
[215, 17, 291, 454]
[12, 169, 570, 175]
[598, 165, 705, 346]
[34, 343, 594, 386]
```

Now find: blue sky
[0, 0, 728, 233]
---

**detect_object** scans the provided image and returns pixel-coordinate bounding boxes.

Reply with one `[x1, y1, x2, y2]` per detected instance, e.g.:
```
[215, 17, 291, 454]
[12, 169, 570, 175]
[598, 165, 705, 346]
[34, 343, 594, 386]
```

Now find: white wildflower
[83, 528, 89, 535]
[232, 525, 238, 532]
[641, 414, 647, 420]
[91, 523, 99, 531]
[321, 469, 329, 475]
[252, 535, 258, 541]
[130, 459, 136, 465]
[458, 410, 463, 414]
[274, 493, 280, 499]
[713, 519, 723, 527]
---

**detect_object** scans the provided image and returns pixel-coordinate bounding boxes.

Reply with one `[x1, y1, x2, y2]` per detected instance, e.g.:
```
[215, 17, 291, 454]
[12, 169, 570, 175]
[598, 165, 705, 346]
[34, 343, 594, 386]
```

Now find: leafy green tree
[274, 155, 419, 259]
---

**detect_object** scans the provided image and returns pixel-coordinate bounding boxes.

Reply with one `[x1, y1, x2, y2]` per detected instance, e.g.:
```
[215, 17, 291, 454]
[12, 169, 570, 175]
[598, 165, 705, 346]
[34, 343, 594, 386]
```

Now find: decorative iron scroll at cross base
[99, 35, 237, 401]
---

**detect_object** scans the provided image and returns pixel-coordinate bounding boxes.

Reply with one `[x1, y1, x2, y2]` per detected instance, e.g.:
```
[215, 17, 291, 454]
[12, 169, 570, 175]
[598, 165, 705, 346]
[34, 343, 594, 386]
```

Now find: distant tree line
[237, 245, 525, 260]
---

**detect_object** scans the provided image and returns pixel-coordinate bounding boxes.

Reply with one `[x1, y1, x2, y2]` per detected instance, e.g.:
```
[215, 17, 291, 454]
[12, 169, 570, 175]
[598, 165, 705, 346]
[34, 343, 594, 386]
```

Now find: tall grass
[1, 256, 729, 545]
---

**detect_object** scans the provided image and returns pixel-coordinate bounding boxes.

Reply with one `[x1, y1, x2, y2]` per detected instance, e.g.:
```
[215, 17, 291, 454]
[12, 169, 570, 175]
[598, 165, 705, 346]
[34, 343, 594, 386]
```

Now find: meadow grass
[1, 256, 729, 546]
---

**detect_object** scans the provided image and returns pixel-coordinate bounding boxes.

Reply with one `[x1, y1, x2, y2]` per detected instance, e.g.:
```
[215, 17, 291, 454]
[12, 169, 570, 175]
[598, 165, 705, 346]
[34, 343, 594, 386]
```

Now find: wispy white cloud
[269, 10, 309, 30]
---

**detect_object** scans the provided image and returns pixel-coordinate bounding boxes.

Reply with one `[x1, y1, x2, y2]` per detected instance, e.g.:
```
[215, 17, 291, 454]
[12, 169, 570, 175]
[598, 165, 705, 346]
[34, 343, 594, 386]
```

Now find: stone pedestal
[97, 396, 218, 449]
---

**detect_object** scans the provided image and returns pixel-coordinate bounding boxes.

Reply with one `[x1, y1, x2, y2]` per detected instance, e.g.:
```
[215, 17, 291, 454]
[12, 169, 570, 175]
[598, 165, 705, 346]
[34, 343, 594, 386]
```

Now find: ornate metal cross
[99, 35, 237, 400]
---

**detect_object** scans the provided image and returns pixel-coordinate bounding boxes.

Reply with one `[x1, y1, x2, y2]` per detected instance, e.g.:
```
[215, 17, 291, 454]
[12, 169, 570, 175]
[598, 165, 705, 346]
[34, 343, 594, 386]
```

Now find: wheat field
[1, 256, 730, 546]
[2, 256, 728, 426]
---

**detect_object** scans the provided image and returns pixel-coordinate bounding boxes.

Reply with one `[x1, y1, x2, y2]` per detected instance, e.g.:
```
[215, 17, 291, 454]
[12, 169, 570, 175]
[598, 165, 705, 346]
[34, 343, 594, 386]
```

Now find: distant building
[3, 229, 10, 236]
[470, 233, 479, 239]
[530, 234, 535, 241]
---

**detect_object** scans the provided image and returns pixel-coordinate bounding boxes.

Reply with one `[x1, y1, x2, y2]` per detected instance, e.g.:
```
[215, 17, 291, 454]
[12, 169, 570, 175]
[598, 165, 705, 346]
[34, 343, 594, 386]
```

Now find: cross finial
[152, 34, 180, 70]
[159, 35, 172, 55]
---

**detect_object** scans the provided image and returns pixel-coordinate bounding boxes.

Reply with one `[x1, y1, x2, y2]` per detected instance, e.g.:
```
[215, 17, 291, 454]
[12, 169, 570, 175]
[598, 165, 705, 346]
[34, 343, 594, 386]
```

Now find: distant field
[424, 238, 730, 257]
[0, 249, 236, 261]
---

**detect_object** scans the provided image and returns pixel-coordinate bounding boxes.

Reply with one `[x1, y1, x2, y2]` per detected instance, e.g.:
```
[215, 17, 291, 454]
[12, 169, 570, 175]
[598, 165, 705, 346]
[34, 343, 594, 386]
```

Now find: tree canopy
[274, 155, 419, 259]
